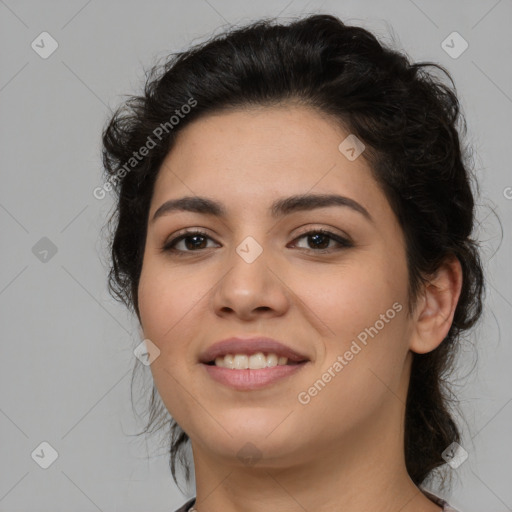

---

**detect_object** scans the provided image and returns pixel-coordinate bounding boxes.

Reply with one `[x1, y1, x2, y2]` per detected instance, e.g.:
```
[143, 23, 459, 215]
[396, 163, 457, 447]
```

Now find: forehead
[150, 105, 387, 220]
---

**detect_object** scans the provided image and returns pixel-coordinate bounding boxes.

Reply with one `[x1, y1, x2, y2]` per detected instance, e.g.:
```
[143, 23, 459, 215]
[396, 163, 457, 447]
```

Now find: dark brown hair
[101, 14, 484, 492]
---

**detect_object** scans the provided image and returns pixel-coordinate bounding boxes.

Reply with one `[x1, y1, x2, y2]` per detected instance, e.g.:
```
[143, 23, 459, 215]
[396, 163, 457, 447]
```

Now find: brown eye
[290, 230, 352, 252]
[162, 230, 219, 255]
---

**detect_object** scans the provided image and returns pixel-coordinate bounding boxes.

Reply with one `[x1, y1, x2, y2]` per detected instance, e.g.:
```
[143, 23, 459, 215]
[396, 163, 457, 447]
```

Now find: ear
[409, 254, 463, 354]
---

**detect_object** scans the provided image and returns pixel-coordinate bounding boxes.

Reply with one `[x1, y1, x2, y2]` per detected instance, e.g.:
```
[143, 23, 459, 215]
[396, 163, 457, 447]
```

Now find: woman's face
[138, 105, 415, 467]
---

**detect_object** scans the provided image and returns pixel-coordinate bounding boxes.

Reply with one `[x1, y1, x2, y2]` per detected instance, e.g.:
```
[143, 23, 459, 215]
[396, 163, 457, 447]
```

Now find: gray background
[1, 1, 511, 511]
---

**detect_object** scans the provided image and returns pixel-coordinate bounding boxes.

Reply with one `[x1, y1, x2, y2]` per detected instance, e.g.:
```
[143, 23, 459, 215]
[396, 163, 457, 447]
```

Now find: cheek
[291, 264, 409, 430]
[137, 256, 221, 367]
[138, 265, 171, 341]
[294, 253, 409, 383]
[137, 260, 205, 424]
[137, 259, 199, 346]
[294, 256, 406, 336]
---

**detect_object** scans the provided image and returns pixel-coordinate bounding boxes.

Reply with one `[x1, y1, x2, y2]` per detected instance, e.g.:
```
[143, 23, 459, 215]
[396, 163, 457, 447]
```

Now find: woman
[101, 14, 483, 512]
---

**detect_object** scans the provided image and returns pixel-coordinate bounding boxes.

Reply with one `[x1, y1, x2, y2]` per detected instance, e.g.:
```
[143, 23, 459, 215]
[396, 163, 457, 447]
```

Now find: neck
[189, 392, 441, 512]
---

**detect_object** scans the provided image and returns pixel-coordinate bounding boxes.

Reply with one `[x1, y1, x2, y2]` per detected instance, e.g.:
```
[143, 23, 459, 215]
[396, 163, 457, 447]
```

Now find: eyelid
[289, 228, 353, 251]
[161, 225, 353, 254]
[292, 224, 352, 241]
[162, 228, 216, 249]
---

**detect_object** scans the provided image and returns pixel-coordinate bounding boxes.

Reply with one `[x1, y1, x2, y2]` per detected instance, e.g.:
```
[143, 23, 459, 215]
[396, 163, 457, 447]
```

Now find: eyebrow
[151, 193, 373, 223]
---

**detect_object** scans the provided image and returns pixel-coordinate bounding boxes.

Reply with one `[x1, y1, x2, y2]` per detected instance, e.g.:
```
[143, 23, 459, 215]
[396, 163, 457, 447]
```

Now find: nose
[210, 241, 290, 321]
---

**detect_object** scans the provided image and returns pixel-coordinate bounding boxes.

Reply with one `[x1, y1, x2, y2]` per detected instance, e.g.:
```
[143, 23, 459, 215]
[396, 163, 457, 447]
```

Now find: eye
[161, 228, 353, 256]
[161, 230, 219, 255]
[289, 229, 353, 253]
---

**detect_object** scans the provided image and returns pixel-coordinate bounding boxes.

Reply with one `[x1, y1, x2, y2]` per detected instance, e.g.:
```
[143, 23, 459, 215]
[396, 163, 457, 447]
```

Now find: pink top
[174, 490, 461, 511]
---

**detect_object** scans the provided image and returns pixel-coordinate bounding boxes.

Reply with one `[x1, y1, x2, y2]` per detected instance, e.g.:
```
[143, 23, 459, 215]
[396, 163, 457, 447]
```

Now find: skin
[137, 104, 463, 512]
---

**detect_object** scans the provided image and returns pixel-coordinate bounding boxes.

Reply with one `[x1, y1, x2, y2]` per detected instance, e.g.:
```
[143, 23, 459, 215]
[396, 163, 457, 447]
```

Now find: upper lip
[199, 337, 310, 363]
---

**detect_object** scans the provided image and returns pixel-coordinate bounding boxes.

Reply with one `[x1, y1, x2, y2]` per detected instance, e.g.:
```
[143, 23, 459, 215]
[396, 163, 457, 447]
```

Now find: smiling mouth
[201, 354, 309, 390]
[205, 352, 307, 369]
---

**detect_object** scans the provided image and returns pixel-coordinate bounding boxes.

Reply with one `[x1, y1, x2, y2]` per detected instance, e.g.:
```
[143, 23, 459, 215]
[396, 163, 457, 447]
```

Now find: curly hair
[100, 13, 484, 492]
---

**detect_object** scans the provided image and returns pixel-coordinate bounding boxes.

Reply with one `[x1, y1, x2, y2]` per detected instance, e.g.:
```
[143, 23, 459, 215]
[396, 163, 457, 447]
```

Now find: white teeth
[248, 353, 266, 369]
[233, 354, 248, 369]
[214, 352, 289, 369]
[267, 354, 278, 367]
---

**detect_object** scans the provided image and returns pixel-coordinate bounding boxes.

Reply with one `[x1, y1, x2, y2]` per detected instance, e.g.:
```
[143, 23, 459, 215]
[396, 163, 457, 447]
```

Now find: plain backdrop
[1, 1, 511, 511]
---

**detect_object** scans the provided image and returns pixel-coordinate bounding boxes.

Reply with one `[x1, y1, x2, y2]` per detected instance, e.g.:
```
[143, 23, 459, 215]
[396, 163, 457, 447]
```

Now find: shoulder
[421, 488, 462, 512]
[173, 497, 196, 512]
[442, 505, 462, 512]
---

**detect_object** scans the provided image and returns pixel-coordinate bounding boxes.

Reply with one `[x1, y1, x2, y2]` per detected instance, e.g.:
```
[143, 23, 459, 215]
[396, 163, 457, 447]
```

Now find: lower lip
[201, 362, 308, 390]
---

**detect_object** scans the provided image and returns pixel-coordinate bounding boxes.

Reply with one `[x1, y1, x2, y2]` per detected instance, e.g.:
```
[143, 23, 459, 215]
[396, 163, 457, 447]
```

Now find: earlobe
[409, 255, 463, 354]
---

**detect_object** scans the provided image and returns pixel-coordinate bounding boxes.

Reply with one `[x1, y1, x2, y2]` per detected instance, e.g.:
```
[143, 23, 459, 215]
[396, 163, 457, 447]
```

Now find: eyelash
[161, 228, 353, 256]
